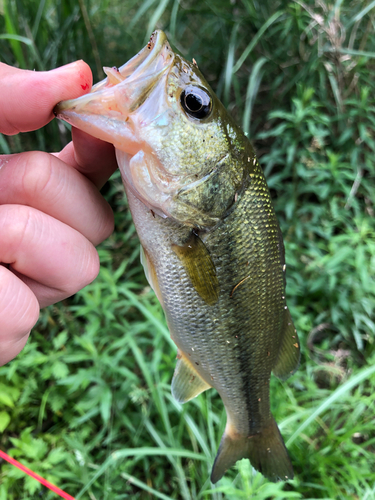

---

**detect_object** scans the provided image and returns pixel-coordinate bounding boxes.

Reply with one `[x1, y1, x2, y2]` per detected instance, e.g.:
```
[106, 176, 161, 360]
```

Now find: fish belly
[124, 161, 296, 482]
[125, 164, 284, 422]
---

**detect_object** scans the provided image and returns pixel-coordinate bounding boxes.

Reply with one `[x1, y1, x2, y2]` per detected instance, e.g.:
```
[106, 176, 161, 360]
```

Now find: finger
[9, 270, 75, 310]
[0, 61, 92, 135]
[0, 205, 100, 307]
[58, 127, 118, 188]
[0, 151, 114, 246]
[0, 265, 39, 366]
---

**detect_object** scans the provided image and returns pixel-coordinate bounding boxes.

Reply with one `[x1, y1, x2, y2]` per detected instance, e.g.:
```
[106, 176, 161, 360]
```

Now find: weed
[1, 1, 375, 499]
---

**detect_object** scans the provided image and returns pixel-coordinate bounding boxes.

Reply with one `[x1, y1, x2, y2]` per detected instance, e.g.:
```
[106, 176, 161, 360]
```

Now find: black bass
[55, 30, 300, 483]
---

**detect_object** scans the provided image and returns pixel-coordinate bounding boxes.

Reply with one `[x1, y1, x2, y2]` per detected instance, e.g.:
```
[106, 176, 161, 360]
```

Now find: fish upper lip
[54, 30, 173, 118]
[53, 30, 174, 154]
[90, 30, 171, 93]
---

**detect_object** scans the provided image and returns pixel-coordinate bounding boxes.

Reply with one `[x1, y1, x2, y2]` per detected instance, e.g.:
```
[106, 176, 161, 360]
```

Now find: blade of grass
[205, 393, 215, 456]
[224, 23, 240, 107]
[126, 332, 191, 498]
[129, 0, 156, 31]
[0, 34, 33, 45]
[0, 134, 10, 154]
[232, 11, 283, 74]
[43, 5, 80, 68]
[120, 286, 172, 346]
[127, 337, 194, 499]
[325, 46, 375, 58]
[327, 73, 343, 113]
[144, 419, 191, 500]
[120, 471, 175, 500]
[78, 0, 102, 79]
[75, 447, 206, 499]
[0, 30, 43, 69]
[2, 1, 26, 67]
[166, 393, 212, 459]
[349, 0, 375, 25]
[146, 0, 171, 41]
[242, 57, 267, 136]
[126, 335, 176, 451]
[287, 363, 375, 446]
[31, 0, 47, 39]
[169, 0, 180, 43]
[23, 21, 44, 70]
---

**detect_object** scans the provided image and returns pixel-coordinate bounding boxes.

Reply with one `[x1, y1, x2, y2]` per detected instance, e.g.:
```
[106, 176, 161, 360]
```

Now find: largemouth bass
[55, 30, 300, 483]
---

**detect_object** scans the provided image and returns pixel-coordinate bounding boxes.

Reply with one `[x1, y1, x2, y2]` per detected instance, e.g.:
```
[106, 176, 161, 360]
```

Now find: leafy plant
[1, 1, 375, 499]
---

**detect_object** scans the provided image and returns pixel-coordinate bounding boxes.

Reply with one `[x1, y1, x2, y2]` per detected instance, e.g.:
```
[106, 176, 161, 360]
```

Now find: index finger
[57, 128, 118, 188]
[0, 61, 92, 135]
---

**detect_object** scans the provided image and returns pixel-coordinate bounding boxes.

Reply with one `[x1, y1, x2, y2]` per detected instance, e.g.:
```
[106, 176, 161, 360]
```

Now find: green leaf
[51, 361, 69, 379]
[24, 474, 41, 495]
[0, 411, 11, 432]
[0, 393, 14, 408]
[99, 385, 112, 424]
[48, 448, 68, 465]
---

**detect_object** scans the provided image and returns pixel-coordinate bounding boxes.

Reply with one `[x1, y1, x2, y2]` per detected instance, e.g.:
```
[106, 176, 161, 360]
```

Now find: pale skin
[0, 61, 118, 366]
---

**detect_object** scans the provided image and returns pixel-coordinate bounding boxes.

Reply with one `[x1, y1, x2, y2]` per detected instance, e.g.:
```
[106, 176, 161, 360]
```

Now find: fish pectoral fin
[171, 351, 211, 404]
[171, 231, 219, 306]
[211, 417, 293, 484]
[140, 245, 163, 306]
[272, 308, 300, 381]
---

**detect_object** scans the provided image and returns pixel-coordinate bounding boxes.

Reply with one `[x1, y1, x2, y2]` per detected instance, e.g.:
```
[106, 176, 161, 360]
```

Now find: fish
[54, 30, 300, 483]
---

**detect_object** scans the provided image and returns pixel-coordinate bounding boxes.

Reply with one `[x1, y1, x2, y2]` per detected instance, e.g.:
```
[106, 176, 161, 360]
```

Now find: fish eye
[180, 86, 212, 119]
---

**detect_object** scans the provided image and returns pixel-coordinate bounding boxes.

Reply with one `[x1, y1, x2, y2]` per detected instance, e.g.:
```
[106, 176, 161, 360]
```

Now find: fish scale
[126, 159, 285, 440]
[55, 29, 300, 483]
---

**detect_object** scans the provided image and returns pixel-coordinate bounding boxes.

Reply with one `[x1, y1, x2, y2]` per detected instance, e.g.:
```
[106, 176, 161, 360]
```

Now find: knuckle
[19, 151, 56, 200]
[0, 205, 34, 258]
[61, 246, 100, 297]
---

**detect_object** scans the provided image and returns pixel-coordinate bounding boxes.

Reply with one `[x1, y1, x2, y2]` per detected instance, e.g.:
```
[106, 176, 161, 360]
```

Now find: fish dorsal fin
[273, 308, 300, 380]
[172, 351, 211, 404]
[140, 245, 163, 306]
[171, 231, 219, 306]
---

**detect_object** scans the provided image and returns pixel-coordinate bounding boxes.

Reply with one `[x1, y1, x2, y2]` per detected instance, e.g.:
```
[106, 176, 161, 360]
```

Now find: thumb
[0, 61, 92, 136]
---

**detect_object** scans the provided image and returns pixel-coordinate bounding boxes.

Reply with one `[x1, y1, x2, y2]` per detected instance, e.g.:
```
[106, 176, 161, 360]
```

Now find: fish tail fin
[211, 417, 293, 483]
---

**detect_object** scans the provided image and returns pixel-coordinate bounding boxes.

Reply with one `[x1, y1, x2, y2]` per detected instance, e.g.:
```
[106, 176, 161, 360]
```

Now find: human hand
[0, 61, 118, 365]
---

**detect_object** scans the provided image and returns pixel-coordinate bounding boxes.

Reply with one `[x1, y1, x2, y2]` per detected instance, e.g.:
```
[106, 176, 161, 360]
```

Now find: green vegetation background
[1, 0, 375, 498]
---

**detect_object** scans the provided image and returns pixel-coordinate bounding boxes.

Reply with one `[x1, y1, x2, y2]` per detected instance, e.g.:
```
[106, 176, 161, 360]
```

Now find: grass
[1, 0, 375, 498]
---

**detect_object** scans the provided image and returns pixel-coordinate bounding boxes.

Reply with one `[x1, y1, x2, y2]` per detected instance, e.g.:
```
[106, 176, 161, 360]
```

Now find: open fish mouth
[54, 30, 174, 154]
[54, 30, 233, 226]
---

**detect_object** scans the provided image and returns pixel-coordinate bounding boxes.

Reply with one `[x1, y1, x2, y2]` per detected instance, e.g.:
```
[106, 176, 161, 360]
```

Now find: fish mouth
[54, 30, 174, 154]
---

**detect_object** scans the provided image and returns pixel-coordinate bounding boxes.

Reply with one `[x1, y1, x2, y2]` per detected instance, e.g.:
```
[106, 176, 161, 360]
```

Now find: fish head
[55, 30, 249, 228]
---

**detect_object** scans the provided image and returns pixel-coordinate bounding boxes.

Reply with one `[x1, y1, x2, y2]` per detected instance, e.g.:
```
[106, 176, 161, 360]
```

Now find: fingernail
[48, 61, 92, 94]
[48, 61, 83, 75]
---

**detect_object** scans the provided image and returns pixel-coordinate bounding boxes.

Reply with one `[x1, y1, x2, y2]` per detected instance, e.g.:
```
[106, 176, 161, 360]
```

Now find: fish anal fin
[140, 245, 163, 306]
[211, 417, 293, 483]
[171, 231, 219, 306]
[172, 351, 211, 404]
[273, 308, 300, 381]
